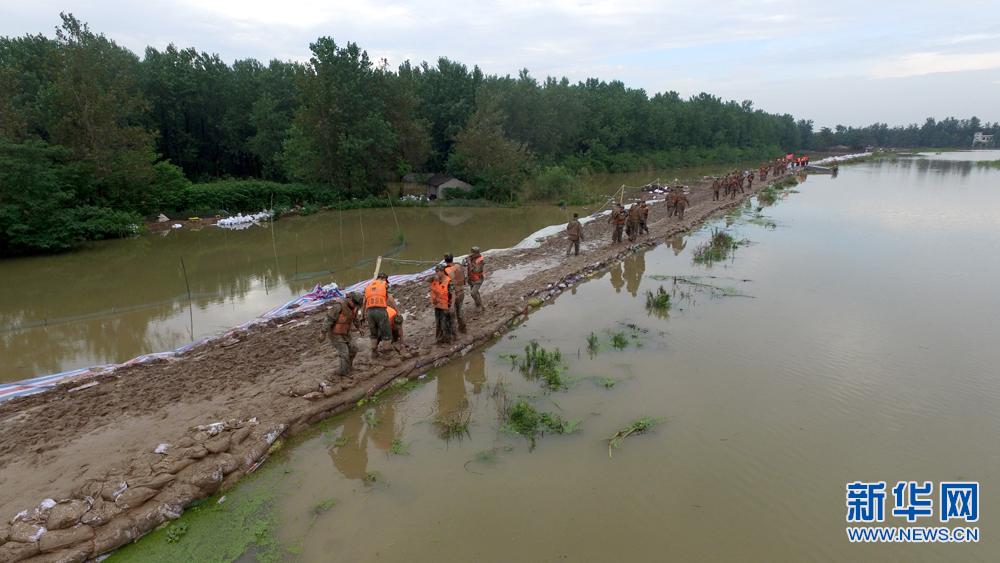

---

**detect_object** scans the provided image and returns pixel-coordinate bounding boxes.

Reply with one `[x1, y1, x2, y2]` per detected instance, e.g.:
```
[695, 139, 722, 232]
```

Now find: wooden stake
[373, 255, 383, 279]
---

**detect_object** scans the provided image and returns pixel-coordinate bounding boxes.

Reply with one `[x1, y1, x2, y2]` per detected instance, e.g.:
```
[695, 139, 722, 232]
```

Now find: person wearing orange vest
[464, 246, 485, 308]
[364, 273, 399, 359]
[443, 254, 467, 333]
[320, 292, 363, 376]
[430, 264, 454, 344]
[387, 306, 403, 344]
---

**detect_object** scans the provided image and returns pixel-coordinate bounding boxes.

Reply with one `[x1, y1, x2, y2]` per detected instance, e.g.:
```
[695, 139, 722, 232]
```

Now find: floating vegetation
[645, 286, 671, 313]
[362, 410, 380, 428]
[391, 377, 423, 392]
[108, 467, 286, 561]
[165, 522, 188, 544]
[504, 400, 580, 448]
[311, 499, 336, 516]
[435, 411, 472, 440]
[474, 448, 499, 463]
[499, 352, 520, 367]
[693, 229, 745, 265]
[357, 390, 382, 407]
[363, 471, 381, 485]
[586, 332, 599, 353]
[608, 416, 664, 458]
[746, 214, 778, 230]
[648, 274, 753, 300]
[757, 177, 799, 205]
[332, 436, 349, 448]
[597, 377, 618, 389]
[519, 341, 568, 391]
[757, 187, 779, 206]
[389, 438, 409, 455]
[611, 332, 629, 350]
[463, 446, 514, 474]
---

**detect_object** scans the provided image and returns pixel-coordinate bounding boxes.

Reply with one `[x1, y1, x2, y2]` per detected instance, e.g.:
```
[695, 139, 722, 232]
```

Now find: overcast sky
[3, 0, 999, 128]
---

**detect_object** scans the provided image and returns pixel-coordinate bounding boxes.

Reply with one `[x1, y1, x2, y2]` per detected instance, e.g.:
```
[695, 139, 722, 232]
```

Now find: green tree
[44, 14, 159, 209]
[283, 38, 397, 195]
[447, 99, 534, 201]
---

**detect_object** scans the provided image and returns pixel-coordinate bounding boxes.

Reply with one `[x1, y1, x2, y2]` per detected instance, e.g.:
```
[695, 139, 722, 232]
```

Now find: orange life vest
[331, 298, 356, 336]
[387, 306, 398, 331]
[430, 276, 450, 310]
[444, 263, 465, 288]
[364, 279, 388, 309]
[467, 255, 484, 283]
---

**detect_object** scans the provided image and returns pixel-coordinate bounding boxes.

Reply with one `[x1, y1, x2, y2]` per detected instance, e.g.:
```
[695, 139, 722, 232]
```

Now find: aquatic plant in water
[611, 332, 629, 350]
[608, 416, 664, 458]
[587, 332, 599, 353]
[312, 499, 336, 516]
[519, 341, 568, 390]
[598, 377, 618, 389]
[107, 468, 287, 562]
[645, 286, 671, 313]
[693, 229, 742, 265]
[164, 522, 188, 543]
[389, 438, 409, 455]
[435, 411, 472, 440]
[504, 400, 580, 448]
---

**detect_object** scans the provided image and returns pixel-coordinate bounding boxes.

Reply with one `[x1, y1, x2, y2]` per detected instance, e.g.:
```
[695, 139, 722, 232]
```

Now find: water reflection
[669, 236, 687, 255]
[623, 252, 646, 297]
[119, 154, 1000, 562]
[0, 206, 594, 382]
[328, 392, 404, 481]
[329, 414, 368, 481]
[463, 351, 487, 395]
[609, 262, 624, 293]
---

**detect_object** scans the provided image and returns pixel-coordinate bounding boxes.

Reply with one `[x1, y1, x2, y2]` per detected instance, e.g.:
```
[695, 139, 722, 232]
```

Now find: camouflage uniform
[322, 298, 358, 376]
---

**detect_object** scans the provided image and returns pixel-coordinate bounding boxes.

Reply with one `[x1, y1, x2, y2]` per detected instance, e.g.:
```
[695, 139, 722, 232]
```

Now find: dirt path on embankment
[0, 171, 800, 562]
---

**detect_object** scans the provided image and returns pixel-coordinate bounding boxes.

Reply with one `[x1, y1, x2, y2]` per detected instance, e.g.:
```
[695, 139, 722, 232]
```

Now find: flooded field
[0, 205, 592, 382]
[110, 151, 1000, 562]
[0, 163, 751, 383]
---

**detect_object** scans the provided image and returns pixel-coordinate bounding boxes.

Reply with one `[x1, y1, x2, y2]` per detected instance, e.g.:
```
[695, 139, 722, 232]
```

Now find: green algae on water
[106, 470, 288, 563]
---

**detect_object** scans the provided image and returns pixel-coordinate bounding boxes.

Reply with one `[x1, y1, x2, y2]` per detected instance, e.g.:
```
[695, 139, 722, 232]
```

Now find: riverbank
[0, 169, 803, 561]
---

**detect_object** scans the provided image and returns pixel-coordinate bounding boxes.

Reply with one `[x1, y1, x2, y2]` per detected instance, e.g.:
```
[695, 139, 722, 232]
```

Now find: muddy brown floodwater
[0, 205, 591, 382]
[107, 151, 1000, 562]
[0, 164, 743, 384]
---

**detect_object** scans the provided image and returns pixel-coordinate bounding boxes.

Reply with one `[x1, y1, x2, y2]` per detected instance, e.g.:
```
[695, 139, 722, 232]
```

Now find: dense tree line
[801, 117, 1000, 150]
[1, 15, 995, 255]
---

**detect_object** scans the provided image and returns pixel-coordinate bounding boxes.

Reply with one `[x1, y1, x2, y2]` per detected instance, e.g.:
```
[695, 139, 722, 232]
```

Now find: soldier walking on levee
[320, 292, 364, 376]
[464, 246, 485, 308]
[566, 213, 583, 256]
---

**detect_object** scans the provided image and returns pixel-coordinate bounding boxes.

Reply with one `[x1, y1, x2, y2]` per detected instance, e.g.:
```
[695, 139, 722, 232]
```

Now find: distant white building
[972, 132, 994, 146]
